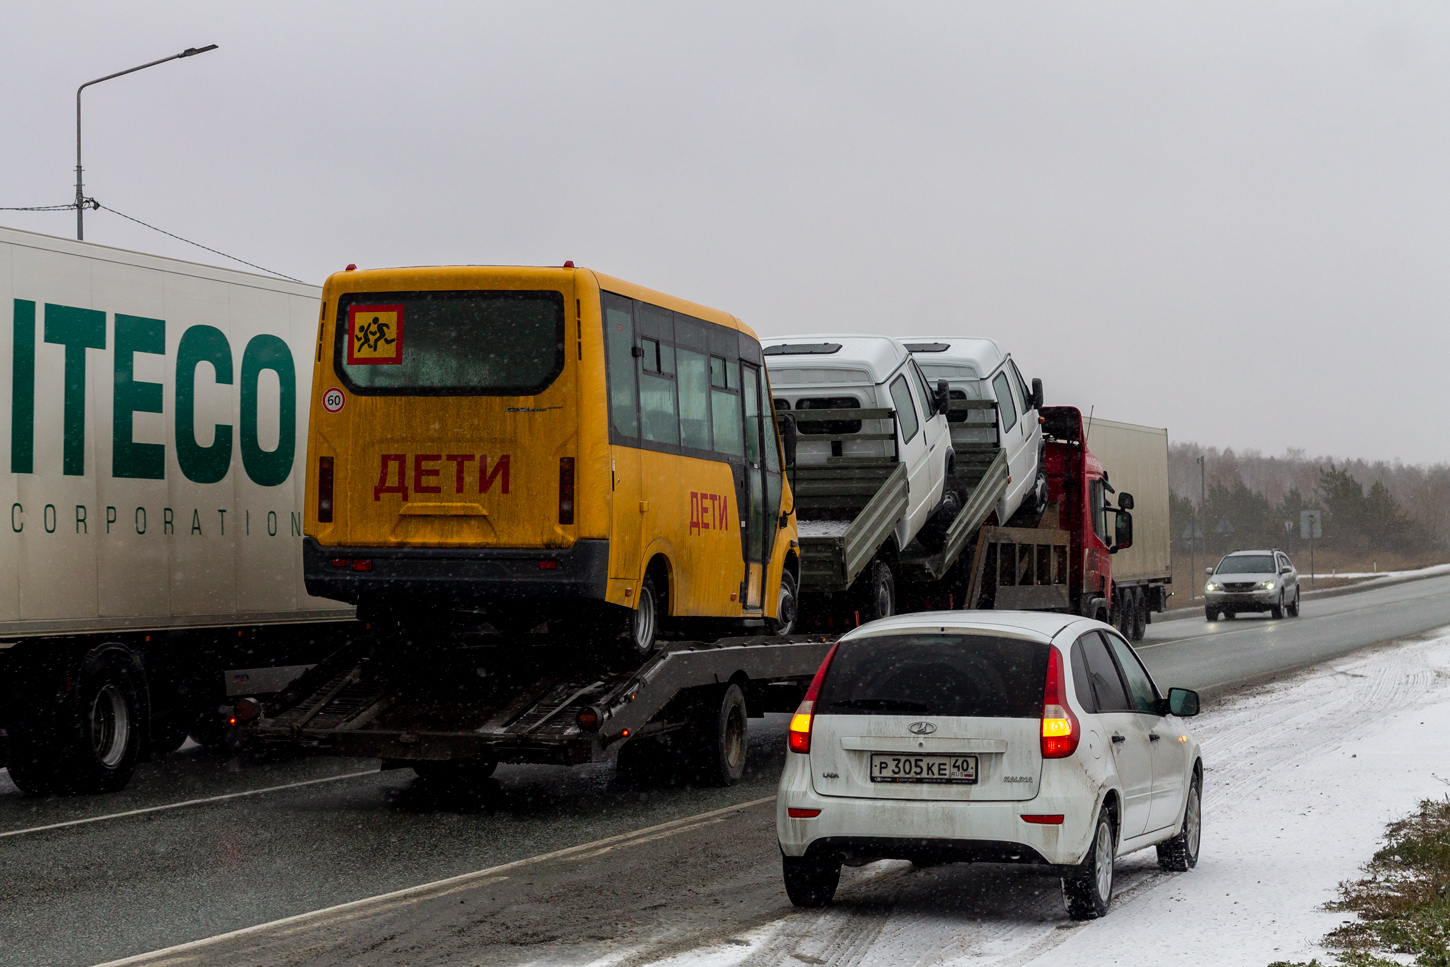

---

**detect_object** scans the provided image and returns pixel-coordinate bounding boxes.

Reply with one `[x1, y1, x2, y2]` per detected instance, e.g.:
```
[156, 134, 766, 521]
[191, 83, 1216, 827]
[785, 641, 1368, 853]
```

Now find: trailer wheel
[1115, 594, 1134, 638]
[687, 684, 749, 786]
[1131, 594, 1147, 641]
[14, 647, 146, 796]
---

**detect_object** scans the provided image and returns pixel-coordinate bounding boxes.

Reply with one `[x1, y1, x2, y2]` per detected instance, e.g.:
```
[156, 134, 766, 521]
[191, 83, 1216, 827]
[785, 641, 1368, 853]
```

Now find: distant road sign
[1215, 517, 1235, 536]
[1300, 509, 1323, 539]
[1284, 520, 1294, 535]
[1181, 520, 1203, 540]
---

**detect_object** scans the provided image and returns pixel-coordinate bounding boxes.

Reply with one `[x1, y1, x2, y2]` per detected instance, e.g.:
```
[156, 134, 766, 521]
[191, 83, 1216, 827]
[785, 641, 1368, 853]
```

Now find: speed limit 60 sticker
[322, 388, 346, 413]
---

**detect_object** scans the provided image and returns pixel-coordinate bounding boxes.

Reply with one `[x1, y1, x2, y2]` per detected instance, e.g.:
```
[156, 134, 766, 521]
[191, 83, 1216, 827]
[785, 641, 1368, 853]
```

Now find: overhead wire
[0, 198, 306, 284]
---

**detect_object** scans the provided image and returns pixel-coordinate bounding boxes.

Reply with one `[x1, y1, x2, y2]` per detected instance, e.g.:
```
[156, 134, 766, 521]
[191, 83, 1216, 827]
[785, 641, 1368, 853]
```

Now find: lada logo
[907, 721, 937, 735]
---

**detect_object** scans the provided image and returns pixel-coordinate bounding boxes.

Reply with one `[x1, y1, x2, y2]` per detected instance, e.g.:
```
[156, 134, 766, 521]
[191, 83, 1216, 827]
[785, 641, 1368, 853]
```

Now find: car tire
[1132, 595, 1148, 641]
[768, 570, 799, 637]
[1063, 807, 1116, 920]
[783, 852, 842, 907]
[1270, 594, 1284, 620]
[1156, 770, 1202, 872]
[1289, 589, 1301, 617]
[1204, 607, 1218, 623]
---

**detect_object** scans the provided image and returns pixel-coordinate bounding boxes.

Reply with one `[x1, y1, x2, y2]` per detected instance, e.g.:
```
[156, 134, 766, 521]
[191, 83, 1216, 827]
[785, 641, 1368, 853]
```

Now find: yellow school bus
[302, 264, 799, 655]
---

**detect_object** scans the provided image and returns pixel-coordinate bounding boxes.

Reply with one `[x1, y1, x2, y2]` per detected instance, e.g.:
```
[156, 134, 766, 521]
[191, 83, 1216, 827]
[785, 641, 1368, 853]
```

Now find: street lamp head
[179, 45, 220, 58]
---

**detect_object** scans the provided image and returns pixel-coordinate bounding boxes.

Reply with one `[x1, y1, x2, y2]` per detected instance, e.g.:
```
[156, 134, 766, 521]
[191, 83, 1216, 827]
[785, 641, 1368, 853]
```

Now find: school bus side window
[711, 355, 743, 457]
[675, 319, 712, 451]
[637, 304, 679, 446]
[603, 295, 639, 439]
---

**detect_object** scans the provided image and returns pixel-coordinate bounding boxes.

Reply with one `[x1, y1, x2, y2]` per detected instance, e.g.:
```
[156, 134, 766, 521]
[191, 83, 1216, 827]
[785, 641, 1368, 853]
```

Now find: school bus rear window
[335, 290, 565, 395]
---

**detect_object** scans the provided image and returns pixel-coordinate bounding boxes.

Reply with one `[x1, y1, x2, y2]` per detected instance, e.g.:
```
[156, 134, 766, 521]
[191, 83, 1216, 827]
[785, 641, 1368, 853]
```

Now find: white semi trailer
[0, 225, 354, 795]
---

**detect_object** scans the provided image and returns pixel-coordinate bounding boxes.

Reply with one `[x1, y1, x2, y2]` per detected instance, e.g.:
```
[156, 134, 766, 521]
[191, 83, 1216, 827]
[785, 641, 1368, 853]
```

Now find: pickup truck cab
[904, 337, 1047, 525]
[763, 335, 951, 555]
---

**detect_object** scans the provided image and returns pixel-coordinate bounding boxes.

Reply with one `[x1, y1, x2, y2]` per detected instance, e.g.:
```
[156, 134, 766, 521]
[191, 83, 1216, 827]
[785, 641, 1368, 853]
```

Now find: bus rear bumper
[302, 537, 610, 605]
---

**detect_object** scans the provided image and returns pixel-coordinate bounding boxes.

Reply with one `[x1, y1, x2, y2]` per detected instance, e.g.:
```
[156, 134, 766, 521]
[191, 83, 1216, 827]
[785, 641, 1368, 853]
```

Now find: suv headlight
[1258, 580, 1276, 590]
[1205, 581, 1220, 592]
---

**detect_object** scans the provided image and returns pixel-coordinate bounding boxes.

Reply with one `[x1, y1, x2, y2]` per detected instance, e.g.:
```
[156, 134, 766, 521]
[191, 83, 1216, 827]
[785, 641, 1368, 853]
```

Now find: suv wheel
[1270, 594, 1285, 620]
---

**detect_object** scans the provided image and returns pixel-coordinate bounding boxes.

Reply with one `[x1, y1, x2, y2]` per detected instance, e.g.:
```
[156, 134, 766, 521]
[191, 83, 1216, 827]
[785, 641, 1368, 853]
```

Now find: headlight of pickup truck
[1205, 581, 1220, 592]
[1258, 581, 1276, 590]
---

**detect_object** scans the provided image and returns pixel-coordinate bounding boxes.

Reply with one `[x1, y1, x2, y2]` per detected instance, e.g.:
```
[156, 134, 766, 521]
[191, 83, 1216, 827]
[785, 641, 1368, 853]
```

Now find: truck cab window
[889, 374, 920, 443]
[1089, 478, 1109, 543]
[992, 372, 1018, 432]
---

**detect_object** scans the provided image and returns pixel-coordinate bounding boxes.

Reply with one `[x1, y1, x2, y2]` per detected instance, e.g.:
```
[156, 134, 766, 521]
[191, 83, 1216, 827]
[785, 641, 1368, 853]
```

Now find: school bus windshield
[335, 289, 566, 395]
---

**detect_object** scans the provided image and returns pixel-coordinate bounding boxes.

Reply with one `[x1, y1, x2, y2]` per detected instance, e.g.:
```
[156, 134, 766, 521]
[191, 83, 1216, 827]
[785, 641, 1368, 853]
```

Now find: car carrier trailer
[244, 628, 836, 784]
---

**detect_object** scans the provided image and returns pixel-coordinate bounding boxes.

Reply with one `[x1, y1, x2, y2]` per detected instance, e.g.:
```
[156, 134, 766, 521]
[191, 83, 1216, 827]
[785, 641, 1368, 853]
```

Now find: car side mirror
[1280, 566, 1292, 574]
[935, 379, 950, 417]
[1112, 510, 1133, 552]
[1166, 687, 1200, 717]
[1205, 567, 1214, 575]
[1118, 492, 1134, 511]
[1031, 377, 1044, 411]
[780, 414, 798, 468]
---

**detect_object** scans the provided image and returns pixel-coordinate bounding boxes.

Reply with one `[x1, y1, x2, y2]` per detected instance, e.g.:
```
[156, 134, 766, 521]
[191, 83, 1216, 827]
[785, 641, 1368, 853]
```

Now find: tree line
[1167, 443, 1448, 558]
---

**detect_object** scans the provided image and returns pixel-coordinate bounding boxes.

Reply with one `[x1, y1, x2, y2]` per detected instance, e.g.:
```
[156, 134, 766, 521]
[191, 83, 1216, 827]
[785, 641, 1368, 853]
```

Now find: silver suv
[1204, 550, 1300, 621]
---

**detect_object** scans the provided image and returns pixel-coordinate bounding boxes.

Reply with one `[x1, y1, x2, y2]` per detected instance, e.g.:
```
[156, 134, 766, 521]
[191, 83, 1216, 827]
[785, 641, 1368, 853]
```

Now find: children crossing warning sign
[347, 304, 403, 364]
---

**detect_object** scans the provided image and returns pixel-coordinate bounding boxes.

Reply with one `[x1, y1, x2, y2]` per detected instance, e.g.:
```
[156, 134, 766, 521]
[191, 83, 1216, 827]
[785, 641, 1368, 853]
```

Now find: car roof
[900, 336, 1006, 380]
[837, 609, 1081, 645]
[1223, 549, 1280, 557]
[760, 334, 909, 386]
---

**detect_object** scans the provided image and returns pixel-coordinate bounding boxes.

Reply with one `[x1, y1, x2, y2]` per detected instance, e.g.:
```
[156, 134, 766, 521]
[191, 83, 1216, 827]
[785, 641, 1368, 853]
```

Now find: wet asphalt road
[2, 574, 1448, 967]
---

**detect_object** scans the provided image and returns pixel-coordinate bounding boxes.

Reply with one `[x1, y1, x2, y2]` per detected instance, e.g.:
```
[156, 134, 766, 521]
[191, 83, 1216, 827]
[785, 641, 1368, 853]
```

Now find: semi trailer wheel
[686, 684, 749, 786]
[7, 646, 146, 795]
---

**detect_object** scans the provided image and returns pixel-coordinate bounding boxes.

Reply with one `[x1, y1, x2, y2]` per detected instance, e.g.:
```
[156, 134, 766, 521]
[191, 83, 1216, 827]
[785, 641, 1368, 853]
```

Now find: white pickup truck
[762, 335, 954, 616]
[904, 337, 1047, 526]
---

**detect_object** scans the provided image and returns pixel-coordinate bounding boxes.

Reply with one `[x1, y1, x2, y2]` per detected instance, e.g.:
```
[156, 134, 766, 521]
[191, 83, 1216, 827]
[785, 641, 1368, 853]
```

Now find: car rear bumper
[776, 756, 1096, 867]
[303, 536, 610, 606]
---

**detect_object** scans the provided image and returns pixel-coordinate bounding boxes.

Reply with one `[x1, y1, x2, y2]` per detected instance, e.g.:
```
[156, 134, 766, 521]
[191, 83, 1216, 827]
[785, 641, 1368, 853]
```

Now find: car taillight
[317, 456, 334, 523]
[558, 457, 575, 525]
[788, 641, 841, 754]
[1041, 646, 1080, 758]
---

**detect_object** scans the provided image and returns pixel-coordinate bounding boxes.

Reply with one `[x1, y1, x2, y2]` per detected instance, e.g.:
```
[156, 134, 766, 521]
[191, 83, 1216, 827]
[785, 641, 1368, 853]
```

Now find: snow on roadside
[1313, 562, 1450, 581]
[627, 627, 1450, 967]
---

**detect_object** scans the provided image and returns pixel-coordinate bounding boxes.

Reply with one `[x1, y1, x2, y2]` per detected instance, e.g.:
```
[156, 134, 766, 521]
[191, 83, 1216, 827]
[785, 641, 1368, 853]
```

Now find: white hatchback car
[777, 611, 1203, 919]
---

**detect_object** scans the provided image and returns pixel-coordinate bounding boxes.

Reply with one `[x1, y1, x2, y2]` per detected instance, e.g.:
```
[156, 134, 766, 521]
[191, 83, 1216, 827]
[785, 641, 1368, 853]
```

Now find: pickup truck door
[887, 372, 932, 545]
[991, 368, 1030, 519]
[909, 359, 949, 503]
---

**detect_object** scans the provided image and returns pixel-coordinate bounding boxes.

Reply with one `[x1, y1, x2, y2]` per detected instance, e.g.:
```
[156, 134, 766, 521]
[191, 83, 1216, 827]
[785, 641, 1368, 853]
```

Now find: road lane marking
[86, 794, 778, 967]
[0, 769, 380, 840]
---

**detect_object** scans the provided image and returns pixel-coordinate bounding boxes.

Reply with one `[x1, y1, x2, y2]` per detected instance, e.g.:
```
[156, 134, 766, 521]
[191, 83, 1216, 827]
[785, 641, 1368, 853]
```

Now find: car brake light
[558, 457, 575, 525]
[1041, 646, 1080, 758]
[788, 641, 841, 754]
[317, 456, 334, 523]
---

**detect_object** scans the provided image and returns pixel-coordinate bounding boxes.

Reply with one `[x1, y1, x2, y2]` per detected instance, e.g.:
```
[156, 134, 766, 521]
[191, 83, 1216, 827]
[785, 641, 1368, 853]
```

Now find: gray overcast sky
[3, 3, 1447, 465]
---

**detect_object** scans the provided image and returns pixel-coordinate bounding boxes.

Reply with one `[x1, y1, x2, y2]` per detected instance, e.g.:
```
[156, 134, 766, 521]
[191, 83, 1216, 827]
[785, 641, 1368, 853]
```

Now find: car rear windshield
[1216, 554, 1276, 574]
[335, 290, 565, 396]
[817, 634, 1050, 718]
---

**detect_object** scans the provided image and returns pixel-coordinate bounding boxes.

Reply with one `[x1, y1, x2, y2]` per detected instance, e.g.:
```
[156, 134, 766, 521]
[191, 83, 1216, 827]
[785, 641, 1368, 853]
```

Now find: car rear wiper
[827, 698, 931, 711]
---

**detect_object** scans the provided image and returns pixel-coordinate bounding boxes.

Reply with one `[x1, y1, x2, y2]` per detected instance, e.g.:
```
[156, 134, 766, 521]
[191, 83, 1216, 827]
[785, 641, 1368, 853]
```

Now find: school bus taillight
[317, 457, 334, 523]
[558, 457, 575, 525]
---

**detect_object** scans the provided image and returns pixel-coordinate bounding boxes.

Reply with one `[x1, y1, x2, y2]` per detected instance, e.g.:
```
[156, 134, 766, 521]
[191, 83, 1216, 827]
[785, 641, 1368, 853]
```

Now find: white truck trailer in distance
[0, 225, 354, 794]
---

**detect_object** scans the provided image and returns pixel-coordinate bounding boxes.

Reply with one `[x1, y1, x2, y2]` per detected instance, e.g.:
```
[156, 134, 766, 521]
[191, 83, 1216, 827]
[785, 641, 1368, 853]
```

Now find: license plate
[869, 753, 978, 784]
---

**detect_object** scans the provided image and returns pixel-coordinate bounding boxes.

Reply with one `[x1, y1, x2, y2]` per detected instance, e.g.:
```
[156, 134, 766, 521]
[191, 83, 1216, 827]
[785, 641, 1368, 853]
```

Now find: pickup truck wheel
[783, 852, 841, 907]
[686, 684, 748, 786]
[768, 570, 799, 636]
[861, 560, 895, 622]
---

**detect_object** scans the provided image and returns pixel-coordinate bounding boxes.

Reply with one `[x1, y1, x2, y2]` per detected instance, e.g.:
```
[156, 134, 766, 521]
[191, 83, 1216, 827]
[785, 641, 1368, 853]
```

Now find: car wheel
[782, 852, 842, 907]
[1270, 594, 1284, 620]
[1289, 589, 1301, 617]
[1063, 807, 1116, 920]
[1156, 770, 1202, 871]
[1204, 607, 1218, 623]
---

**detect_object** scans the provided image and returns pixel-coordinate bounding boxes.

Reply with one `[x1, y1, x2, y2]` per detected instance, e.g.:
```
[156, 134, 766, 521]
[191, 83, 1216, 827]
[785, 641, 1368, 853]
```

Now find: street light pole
[75, 44, 218, 240]
[1197, 453, 1207, 597]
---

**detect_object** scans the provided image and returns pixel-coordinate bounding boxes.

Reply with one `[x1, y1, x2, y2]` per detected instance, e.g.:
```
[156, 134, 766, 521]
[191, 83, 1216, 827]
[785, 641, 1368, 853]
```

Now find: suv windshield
[1216, 554, 1276, 574]
[817, 634, 1050, 718]
[336, 289, 565, 395]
